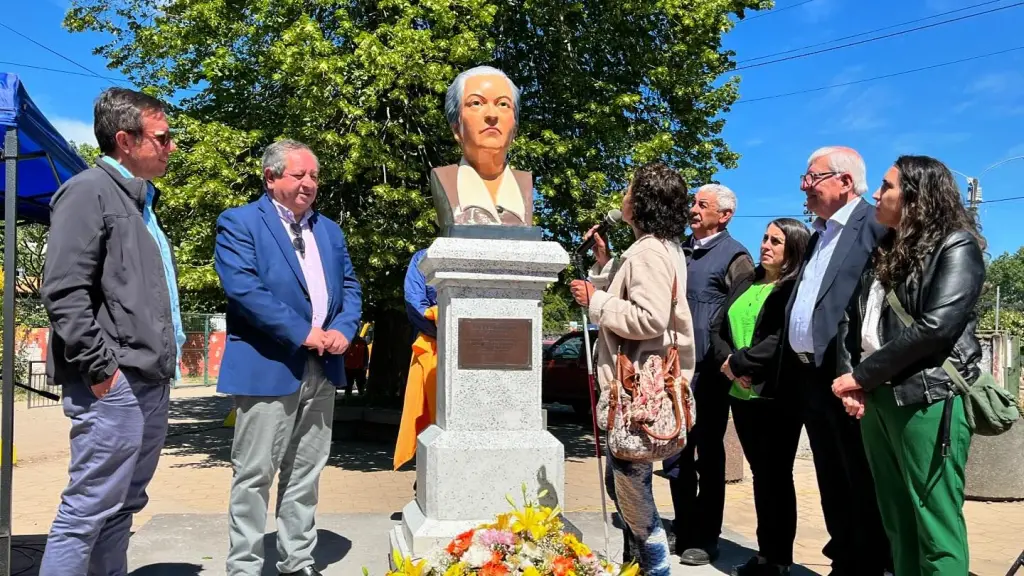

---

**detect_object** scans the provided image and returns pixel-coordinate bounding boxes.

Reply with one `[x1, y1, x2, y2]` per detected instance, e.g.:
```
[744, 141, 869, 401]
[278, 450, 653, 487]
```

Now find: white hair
[807, 146, 868, 195]
[696, 183, 737, 213]
[444, 66, 521, 132]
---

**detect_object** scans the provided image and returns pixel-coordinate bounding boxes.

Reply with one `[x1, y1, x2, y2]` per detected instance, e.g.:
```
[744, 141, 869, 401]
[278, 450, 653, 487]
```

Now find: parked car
[541, 328, 599, 417]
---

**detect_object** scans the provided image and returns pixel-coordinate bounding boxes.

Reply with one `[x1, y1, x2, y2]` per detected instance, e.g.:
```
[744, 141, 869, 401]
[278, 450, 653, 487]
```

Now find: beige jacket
[588, 235, 696, 423]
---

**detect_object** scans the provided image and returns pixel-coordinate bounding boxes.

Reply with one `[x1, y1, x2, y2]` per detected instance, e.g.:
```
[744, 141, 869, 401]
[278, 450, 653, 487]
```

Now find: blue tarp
[0, 72, 90, 224]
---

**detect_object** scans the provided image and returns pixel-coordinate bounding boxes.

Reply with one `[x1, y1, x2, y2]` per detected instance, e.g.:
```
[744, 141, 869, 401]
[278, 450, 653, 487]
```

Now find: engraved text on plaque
[457, 318, 532, 370]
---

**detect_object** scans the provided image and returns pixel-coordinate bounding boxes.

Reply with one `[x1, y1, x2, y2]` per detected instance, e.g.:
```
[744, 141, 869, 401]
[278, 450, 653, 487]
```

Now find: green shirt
[726, 282, 775, 400]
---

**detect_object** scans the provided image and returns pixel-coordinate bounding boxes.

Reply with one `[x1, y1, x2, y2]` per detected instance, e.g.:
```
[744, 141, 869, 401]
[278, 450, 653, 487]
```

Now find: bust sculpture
[431, 66, 534, 230]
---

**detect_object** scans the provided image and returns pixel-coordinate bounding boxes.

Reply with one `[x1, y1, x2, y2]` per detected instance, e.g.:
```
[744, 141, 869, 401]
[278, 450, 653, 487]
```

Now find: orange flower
[445, 530, 475, 557]
[551, 556, 575, 576]
[479, 561, 509, 576]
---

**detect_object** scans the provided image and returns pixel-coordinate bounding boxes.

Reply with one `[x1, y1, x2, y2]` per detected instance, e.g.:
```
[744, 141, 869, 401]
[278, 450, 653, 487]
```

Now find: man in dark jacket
[783, 146, 891, 575]
[39, 88, 181, 575]
[664, 183, 753, 565]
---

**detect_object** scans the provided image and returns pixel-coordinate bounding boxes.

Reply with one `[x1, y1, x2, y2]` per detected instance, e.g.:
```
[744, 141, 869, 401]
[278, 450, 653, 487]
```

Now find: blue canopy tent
[0, 72, 89, 574]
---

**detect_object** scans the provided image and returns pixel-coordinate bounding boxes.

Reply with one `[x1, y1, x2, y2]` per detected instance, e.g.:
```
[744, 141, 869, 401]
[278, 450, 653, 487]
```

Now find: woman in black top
[709, 218, 810, 576]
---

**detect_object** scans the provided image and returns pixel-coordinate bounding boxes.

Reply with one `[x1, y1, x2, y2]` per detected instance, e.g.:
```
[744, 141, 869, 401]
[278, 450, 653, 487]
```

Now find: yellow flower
[562, 533, 591, 558]
[443, 562, 467, 576]
[523, 567, 542, 576]
[617, 561, 640, 576]
[511, 506, 552, 540]
[491, 512, 514, 532]
[388, 549, 426, 576]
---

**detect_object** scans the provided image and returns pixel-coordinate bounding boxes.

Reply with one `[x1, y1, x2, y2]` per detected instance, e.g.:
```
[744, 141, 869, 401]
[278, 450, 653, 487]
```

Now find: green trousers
[861, 385, 971, 576]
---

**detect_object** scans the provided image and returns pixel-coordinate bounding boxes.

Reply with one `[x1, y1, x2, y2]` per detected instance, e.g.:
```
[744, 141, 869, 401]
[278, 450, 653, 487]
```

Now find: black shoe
[679, 546, 719, 566]
[732, 556, 790, 576]
[280, 567, 323, 576]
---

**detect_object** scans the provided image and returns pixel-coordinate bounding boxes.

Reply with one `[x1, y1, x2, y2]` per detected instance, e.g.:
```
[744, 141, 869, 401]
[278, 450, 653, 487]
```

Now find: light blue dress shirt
[100, 156, 186, 380]
[787, 197, 863, 354]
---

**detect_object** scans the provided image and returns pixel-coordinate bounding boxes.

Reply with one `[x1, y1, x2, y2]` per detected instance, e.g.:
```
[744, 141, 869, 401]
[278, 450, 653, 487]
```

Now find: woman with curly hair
[570, 162, 696, 576]
[831, 155, 986, 575]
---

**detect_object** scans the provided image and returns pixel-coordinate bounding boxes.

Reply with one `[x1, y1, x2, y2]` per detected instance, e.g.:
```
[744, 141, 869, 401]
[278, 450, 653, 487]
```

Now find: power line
[0, 60, 202, 94]
[0, 21, 108, 82]
[0, 20, 201, 95]
[980, 195, 1024, 204]
[738, 0, 1005, 64]
[735, 45, 1024, 104]
[0, 60, 126, 82]
[734, 1, 1024, 71]
[737, 0, 819, 23]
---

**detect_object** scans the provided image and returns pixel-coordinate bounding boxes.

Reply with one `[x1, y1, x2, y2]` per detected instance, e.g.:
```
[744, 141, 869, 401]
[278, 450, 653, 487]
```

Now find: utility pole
[966, 176, 983, 213]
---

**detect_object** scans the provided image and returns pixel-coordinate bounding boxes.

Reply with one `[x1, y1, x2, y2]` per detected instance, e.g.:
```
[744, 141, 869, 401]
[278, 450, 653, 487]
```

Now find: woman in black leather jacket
[831, 155, 985, 576]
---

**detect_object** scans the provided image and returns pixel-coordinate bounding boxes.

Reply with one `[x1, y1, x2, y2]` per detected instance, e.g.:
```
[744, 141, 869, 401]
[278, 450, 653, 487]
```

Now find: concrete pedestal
[390, 236, 570, 559]
[965, 422, 1024, 501]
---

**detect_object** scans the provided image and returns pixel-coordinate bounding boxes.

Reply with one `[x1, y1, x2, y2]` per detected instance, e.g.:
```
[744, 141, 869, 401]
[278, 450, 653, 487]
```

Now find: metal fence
[19, 313, 226, 407]
[177, 313, 225, 388]
[26, 360, 59, 409]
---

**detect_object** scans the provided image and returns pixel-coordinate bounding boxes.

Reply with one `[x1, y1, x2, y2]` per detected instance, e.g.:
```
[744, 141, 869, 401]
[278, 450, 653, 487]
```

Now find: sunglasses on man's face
[150, 130, 174, 148]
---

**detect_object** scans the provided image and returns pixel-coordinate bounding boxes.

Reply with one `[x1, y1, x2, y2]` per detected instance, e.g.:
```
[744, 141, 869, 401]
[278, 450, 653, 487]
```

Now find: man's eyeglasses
[150, 130, 174, 148]
[800, 171, 841, 186]
[289, 222, 305, 258]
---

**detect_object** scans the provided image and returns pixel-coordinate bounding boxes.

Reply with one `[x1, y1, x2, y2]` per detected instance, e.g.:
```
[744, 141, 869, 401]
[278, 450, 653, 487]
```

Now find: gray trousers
[226, 354, 336, 575]
[40, 370, 171, 576]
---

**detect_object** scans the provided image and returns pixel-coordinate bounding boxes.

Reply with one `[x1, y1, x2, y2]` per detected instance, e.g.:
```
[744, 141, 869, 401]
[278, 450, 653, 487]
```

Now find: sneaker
[731, 556, 790, 576]
[679, 546, 719, 566]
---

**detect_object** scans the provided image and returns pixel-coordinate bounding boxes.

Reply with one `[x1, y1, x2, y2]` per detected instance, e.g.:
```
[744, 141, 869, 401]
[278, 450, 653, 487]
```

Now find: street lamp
[951, 155, 1024, 211]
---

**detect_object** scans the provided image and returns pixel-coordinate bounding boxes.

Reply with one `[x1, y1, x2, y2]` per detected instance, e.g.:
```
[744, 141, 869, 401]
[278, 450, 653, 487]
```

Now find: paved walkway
[10, 387, 1024, 575]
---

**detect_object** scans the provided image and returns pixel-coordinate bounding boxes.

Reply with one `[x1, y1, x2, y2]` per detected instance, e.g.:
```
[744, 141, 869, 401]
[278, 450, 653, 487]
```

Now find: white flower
[463, 544, 494, 568]
[520, 541, 543, 560]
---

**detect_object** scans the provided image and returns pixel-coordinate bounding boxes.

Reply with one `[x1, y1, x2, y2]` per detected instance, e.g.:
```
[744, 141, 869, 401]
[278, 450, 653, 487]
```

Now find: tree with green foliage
[65, 0, 770, 400]
[978, 246, 1024, 335]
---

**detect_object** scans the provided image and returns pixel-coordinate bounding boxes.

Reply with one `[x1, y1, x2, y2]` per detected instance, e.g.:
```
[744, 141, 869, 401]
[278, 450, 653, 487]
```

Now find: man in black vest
[783, 146, 891, 575]
[664, 183, 753, 565]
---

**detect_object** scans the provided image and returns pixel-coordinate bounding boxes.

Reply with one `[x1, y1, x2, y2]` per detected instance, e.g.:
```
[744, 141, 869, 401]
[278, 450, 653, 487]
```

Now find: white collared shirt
[271, 199, 329, 329]
[787, 197, 863, 353]
[453, 157, 526, 223]
[693, 230, 724, 248]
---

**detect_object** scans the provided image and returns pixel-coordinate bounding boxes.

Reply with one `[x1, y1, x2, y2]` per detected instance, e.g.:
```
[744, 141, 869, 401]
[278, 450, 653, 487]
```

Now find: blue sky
[719, 0, 1024, 259]
[3, 0, 1023, 258]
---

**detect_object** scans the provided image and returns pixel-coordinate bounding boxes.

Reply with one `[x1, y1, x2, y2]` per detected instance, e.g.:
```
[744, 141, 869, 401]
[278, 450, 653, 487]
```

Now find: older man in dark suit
[781, 146, 891, 576]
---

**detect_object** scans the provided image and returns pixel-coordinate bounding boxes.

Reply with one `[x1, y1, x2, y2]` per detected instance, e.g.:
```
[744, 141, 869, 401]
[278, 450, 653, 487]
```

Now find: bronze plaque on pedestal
[458, 318, 533, 370]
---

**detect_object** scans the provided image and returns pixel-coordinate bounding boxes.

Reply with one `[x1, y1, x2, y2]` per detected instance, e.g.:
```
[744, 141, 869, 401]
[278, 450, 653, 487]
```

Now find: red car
[541, 328, 599, 416]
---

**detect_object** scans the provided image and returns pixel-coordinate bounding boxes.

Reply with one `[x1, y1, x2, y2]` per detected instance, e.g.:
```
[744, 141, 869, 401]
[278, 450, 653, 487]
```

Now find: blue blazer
[782, 198, 887, 368]
[214, 194, 363, 396]
[403, 249, 437, 340]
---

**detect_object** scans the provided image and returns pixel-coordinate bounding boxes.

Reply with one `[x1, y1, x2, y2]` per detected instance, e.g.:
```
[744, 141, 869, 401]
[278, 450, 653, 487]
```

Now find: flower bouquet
[379, 486, 638, 576]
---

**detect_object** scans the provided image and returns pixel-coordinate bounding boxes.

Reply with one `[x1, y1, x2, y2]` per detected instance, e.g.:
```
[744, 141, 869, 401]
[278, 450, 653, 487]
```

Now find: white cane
[574, 255, 611, 558]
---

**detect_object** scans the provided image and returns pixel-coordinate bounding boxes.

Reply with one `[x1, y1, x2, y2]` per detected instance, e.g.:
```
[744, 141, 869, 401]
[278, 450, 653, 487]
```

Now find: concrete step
[120, 512, 822, 575]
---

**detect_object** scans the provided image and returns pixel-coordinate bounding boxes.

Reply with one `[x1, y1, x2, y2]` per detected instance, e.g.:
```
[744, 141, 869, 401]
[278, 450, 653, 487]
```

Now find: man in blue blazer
[214, 139, 362, 576]
[775, 146, 891, 576]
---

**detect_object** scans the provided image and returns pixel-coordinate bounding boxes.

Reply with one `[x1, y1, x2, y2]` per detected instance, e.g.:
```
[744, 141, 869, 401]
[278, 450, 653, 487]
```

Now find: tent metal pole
[1, 125, 19, 576]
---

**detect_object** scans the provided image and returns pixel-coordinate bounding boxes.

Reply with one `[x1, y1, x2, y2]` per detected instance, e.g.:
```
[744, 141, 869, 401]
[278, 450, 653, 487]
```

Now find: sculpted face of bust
[452, 73, 517, 180]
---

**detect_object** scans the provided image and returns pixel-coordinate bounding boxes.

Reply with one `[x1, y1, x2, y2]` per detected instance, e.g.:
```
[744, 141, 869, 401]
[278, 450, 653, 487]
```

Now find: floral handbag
[599, 276, 696, 462]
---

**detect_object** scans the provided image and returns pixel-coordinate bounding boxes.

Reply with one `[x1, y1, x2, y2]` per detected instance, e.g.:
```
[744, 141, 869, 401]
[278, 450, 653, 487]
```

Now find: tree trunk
[366, 307, 412, 408]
